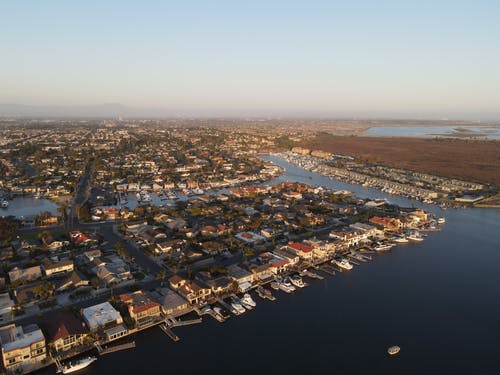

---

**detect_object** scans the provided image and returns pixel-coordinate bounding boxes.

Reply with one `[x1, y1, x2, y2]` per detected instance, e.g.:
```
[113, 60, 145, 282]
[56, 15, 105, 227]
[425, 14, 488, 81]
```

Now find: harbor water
[36, 155, 500, 375]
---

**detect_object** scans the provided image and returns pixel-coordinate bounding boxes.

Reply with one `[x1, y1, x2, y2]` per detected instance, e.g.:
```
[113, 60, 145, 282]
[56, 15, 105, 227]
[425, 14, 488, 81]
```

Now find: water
[364, 125, 500, 139]
[37, 156, 500, 375]
[0, 197, 59, 218]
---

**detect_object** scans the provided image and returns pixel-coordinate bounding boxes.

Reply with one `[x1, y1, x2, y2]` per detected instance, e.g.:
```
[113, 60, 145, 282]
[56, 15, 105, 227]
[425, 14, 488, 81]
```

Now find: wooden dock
[317, 264, 337, 275]
[160, 324, 180, 342]
[99, 341, 136, 355]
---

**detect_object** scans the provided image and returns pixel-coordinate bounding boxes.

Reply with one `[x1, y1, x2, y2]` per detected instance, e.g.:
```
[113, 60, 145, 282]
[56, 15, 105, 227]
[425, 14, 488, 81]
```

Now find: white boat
[230, 301, 245, 315]
[278, 278, 296, 293]
[374, 243, 393, 252]
[437, 217, 446, 224]
[240, 293, 256, 309]
[0, 200, 8, 208]
[135, 192, 141, 200]
[61, 356, 97, 374]
[393, 236, 409, 244]
[407, 232, 424, 242]
[387, 346, 400, 356]
[192, 187, 204, 195]
[290, 275, 305, 288]
[270, 281, 280, 290]
[332, 258, 353, 270]
[213, 306, 230, 320]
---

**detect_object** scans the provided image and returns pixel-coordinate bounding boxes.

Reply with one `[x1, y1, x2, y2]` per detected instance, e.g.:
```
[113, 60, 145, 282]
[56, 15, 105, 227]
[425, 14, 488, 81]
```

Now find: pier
[99, 341, 136, 355]
[160, 323, 180, 342]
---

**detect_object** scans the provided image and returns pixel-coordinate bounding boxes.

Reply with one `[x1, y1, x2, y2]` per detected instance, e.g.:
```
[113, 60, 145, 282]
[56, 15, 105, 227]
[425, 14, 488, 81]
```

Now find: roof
[287, 242, 313, 253]
[82, 302, 122, 329]
[0, 324, 45, 353]
[43, 311, 88, 342]
[119, 291, 160, 314]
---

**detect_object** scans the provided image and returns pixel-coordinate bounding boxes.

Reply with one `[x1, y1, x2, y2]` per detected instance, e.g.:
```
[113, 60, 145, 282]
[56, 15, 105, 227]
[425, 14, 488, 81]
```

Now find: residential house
[8, 266, 42, 283]
[43, 311, 89, 353]
[119, 291, 162, 329]
[0, 324, 46, 372]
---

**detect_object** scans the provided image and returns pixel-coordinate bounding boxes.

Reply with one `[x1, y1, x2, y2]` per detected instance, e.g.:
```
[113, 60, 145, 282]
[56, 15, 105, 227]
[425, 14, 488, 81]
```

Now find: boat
[374, 243, 393, 252]
[135, 192, 142, 200]
[332, 258, 353, 270]
[230, 301, 245, 315]
[270, 281, 280, 290]
[213, 307, 230, 320]
[437, 217, 446, 224]
[387, 346, 400, 356]
[393, 236, 409, 244]
[0, 200, 8, 208]
[279, 278, 296, 293]
[61, 356, 97, 374]
[407, 232, 424, 242]
[192, 187, 204, 195]
[290, 275, 305, 288]
[240, 293, 256, 309]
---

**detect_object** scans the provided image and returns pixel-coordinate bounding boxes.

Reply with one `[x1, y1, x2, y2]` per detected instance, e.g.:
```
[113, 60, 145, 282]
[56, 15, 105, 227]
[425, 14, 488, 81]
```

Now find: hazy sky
[1, 0, 499, 118]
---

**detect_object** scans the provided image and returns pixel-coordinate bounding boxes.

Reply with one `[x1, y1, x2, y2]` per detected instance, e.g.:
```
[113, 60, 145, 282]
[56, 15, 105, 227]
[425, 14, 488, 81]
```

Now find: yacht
[192, 187, 204, 195]
[135, 192, 142, 200]
[270, 281, 280, 290]
[290, 275, 305, 288]
[393, 236, 409, 244]
[374, 243, 393, 252]
[0, 200, 8, 209]
[240, 293, 256, 309]
[230, 300, 245, 315]
[407, 232, 424, 242]
[279, 278, 296, 293]
[437, 217, 446, 225]
[332, 258, 353, 270]
[61, 356, 97, 374]
[213, 307, 230, 320]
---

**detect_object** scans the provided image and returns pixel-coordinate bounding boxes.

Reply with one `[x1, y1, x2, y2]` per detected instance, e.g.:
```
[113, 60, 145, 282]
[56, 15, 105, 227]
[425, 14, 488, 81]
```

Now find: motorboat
[290, 275, 305, 288]
[0, 200, 8, 208]
[387, 346, 401, 356]
[407, 232, 424, 242]
[240, 293, 256, 309]
[332, 258, 353, 270]
[270, 281, 280, 290]
[230, 301, 245, 315]
[213, 307, 230, 320]
[279, 278, 296, 293]
[437, 217, 446, 224]
[374, 243, 393, 252]
[61, 356, 97, 374]
[393, 236, 409, 244]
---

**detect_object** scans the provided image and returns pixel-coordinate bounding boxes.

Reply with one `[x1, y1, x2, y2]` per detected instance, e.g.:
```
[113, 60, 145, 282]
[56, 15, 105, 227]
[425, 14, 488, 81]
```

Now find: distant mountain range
[1, 102, 499, 121]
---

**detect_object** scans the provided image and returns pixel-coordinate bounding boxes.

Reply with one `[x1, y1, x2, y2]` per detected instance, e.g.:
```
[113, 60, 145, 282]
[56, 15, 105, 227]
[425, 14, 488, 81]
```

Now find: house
[285, 242, 314, 261]
[369, 216, 403, 231]
[43, 311, 89, 353]
[0, 293, 14, 323]
[235, 231, 265, 244]
[250, 264, 274, 283]
[0, 324, 46, 372]
[81, 302, 123, 332]
[155, 240, 183, 255]
[168, 276, 211, 305]
[273, 248, 300, 265]
[119, 291, 162, 329]
[8, 266, 42, 283]
[227, 265, 253, 292]
[41, 258, 74, 277]
[54, 271, 90, 292]
[157, 288, 190, 317]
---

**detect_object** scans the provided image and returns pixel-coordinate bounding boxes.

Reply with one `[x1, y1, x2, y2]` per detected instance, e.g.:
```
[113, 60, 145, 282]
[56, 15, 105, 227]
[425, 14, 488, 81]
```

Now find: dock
[197, 307, 226, 322]
[317, 264, 337, 275]
[166, 316, 202, 327]
[216, 298, 241, 316]
[99, 341, 136, 355]
[160, 323, 180, 342]
[303, 270, 324, 280]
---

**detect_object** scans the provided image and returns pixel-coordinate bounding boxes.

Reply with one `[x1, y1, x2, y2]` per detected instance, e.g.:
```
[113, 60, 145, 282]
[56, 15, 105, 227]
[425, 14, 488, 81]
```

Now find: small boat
[240, 293, 256, 309]
[393, 236, 409, 244]
[279, 278, 296, 293]
[213, 306, 230, 320]
[387, 346, 400, 356]
[374, 243, 393, 252]
[230, 301, 245, 315]
[290, 275, 305, 288]
[270, 281, 280, 290]
[437, 217, 446, 224]
[407, 232, 424, 242]
[61, 356, 97, 374]
[332, 258, 353, 270]
[0, 200, 8, 208]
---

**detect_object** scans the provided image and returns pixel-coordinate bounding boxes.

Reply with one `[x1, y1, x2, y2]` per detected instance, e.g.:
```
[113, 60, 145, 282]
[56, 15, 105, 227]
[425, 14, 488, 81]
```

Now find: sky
[1, 0, 499, 119]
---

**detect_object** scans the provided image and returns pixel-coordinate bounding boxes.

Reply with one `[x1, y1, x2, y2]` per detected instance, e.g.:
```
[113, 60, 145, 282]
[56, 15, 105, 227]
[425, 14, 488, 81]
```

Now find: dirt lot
[302, 134, 500, 186]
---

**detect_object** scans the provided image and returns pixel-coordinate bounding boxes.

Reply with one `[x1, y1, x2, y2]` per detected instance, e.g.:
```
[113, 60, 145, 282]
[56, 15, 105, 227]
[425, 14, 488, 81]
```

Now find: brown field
[302, 134, 500, 186]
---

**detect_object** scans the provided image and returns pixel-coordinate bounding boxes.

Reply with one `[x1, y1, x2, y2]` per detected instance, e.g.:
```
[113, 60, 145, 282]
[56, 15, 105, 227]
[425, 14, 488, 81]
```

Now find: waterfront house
[249, 263, 274, 283]
[285, 242, 314, 261]
[369, 216, 403, 231]
[43, 311, 89, 354]
[0, 324, 46, 373]
[8, 266, 42, 283]
[81, 302, 123, 332]
[168, 276, 211, 305]
[119, 291, 162, 329]
[227, 265, 253, 292]
[157, 288, 191, 317]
